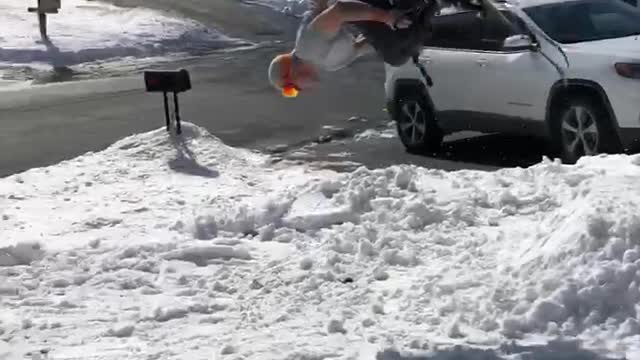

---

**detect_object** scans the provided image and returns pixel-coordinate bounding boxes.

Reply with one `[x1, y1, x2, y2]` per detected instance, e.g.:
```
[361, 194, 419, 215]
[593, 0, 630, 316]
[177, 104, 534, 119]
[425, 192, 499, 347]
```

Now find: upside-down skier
[267, 0, 488, 97]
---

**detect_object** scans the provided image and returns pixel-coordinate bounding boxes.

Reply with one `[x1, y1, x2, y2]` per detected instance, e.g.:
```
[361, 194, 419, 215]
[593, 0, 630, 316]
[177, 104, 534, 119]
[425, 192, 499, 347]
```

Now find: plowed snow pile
[1, 123, 639, 360]
[0, 0, 250, 86]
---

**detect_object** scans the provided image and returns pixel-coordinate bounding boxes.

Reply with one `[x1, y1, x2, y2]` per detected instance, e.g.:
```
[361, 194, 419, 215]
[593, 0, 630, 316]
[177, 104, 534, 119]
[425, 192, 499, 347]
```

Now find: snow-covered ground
[2, 123, 640, 360]
[0, 0, 251, 86]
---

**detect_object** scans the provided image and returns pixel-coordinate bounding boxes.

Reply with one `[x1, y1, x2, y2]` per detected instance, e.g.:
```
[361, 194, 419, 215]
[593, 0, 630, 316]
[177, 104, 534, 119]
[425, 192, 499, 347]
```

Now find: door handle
[421, 56, 432, 64]
[476, 58, 488, 67]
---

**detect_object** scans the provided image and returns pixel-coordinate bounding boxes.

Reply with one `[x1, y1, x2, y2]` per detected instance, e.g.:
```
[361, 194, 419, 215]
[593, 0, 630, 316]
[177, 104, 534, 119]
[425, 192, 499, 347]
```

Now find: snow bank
[0, 0, 251, 82]
[1, 122, 639, 359]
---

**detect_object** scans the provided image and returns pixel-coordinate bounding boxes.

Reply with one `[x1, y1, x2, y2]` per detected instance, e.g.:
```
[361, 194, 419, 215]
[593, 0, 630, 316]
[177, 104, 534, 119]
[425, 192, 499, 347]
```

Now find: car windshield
[523, 0, 640, 43]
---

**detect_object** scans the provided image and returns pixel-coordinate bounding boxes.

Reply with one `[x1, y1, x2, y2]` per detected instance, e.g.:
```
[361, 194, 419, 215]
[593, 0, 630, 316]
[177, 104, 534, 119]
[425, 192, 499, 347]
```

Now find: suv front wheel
[394, 88, 443, 153]
[554, 95, 622, 164]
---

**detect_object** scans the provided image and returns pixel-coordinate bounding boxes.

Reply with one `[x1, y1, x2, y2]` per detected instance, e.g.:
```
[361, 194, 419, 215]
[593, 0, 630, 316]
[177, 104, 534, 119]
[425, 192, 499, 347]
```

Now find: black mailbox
[144, 69, 192, 135]
[144, 69, 191, 93]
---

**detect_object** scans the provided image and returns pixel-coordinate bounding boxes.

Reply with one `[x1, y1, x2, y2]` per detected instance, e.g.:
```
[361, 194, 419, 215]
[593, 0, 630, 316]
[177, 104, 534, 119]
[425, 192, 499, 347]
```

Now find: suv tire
[553, 95, 622, 164]
[394, 87, 443, 153]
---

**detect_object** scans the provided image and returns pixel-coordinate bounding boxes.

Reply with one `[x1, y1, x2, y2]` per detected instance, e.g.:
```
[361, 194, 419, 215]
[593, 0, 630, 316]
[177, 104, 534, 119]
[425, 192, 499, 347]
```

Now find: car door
[420, 11, 487, 116]
[470, 10, 561, 122]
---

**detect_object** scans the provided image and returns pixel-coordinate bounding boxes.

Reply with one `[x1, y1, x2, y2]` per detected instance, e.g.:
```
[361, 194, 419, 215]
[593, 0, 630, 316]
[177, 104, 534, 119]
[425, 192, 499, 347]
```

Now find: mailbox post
[144, 69, 192, 135]
[28, 0, 61, 41]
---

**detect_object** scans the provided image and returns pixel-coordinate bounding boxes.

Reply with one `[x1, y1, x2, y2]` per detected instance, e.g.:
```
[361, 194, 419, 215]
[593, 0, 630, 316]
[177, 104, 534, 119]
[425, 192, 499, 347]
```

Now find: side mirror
[503, 34, 539, 52]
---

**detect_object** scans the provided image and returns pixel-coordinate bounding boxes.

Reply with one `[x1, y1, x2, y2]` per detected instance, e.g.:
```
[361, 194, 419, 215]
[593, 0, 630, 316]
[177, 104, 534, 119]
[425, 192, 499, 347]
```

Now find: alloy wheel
[398, 100, 427, 146]
[560, 105, 600, 157]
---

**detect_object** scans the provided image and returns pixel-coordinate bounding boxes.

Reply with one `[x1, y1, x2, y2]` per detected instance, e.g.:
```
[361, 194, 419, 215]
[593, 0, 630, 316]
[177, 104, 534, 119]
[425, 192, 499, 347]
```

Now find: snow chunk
[50, 322, 62, 329]
[119, 275, 154, 290]
[300, 257, 314, 270]
[617, 318, 640, 338]
[527, 300, 568, 328]
[373, 268, 389, 281]
[73, 274, 91, 285]
[88, 239, 101, 249]
[587, 214, 614, 240]
[447, 318, 466, 338]
[152, 306, 189, 322]
[50, 278, 72, 288]
[259, 224, 276, 242]
[107, 323, 135, 337]
[0, 242, 45, 266]
[403, 201, 445, 229]
[381, 249, 418, 267]
[0, 284, 21, 296]
[372, 303, 384, 315]
[199, 316, 224, 324]
[394, 167, 414, 190]
[220, 344, 236, 355]
[22, 319, 33, 329]
[284, 205, 357, 231]
[192, 215, 218, 240]
[84, 217, 122, 229]
[163, 245, 251, 266]
[327, 319, 346, 334]
[319, 180, 342, 198]
[362, 318, 375, 327]
[57, 300, 79, 309]
[284, 192, 358, 231]
[331, 237, 357, 254]
[623, 249, 640, 263]
[358, 239, 376, 258]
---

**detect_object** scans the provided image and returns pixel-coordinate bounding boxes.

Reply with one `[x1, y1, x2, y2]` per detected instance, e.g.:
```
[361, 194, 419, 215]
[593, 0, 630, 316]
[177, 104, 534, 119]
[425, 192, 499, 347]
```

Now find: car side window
[425, 10, 530, 52]
[478, 10, 528, 51]
[424, 11, 484, 50]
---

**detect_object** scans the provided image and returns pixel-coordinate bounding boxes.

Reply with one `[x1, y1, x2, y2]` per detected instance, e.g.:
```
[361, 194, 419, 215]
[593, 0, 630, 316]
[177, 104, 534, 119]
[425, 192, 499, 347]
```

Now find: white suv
[384, 0, 640, 163]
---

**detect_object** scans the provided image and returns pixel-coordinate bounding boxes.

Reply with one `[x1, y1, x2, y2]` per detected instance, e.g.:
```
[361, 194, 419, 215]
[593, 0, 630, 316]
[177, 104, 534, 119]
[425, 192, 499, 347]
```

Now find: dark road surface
[0, 44, 387, 177]
[0, 1, 552, 178]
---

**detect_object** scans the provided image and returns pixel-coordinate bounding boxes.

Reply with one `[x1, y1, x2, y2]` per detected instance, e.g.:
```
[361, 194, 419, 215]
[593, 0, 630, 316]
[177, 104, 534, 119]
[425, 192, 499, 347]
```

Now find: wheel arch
[389, 78, 443, 153]
[546, 79, 621, 139]
[546, 79, 624, 162]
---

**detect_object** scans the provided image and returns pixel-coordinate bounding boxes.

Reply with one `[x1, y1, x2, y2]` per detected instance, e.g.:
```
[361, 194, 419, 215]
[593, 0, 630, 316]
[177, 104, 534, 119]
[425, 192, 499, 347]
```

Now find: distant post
[28, 0, 61, 42]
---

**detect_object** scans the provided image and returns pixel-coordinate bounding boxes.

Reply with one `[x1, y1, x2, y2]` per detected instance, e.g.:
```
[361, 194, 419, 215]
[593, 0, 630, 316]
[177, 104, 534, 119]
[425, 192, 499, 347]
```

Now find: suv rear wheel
[394, 88, 443, 153]
[553, 95, 621, 164]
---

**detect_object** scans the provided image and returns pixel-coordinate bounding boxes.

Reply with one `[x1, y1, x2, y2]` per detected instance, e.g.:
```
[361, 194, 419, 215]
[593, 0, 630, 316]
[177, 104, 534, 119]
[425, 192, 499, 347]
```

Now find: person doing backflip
[268, 0, 440, 97]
